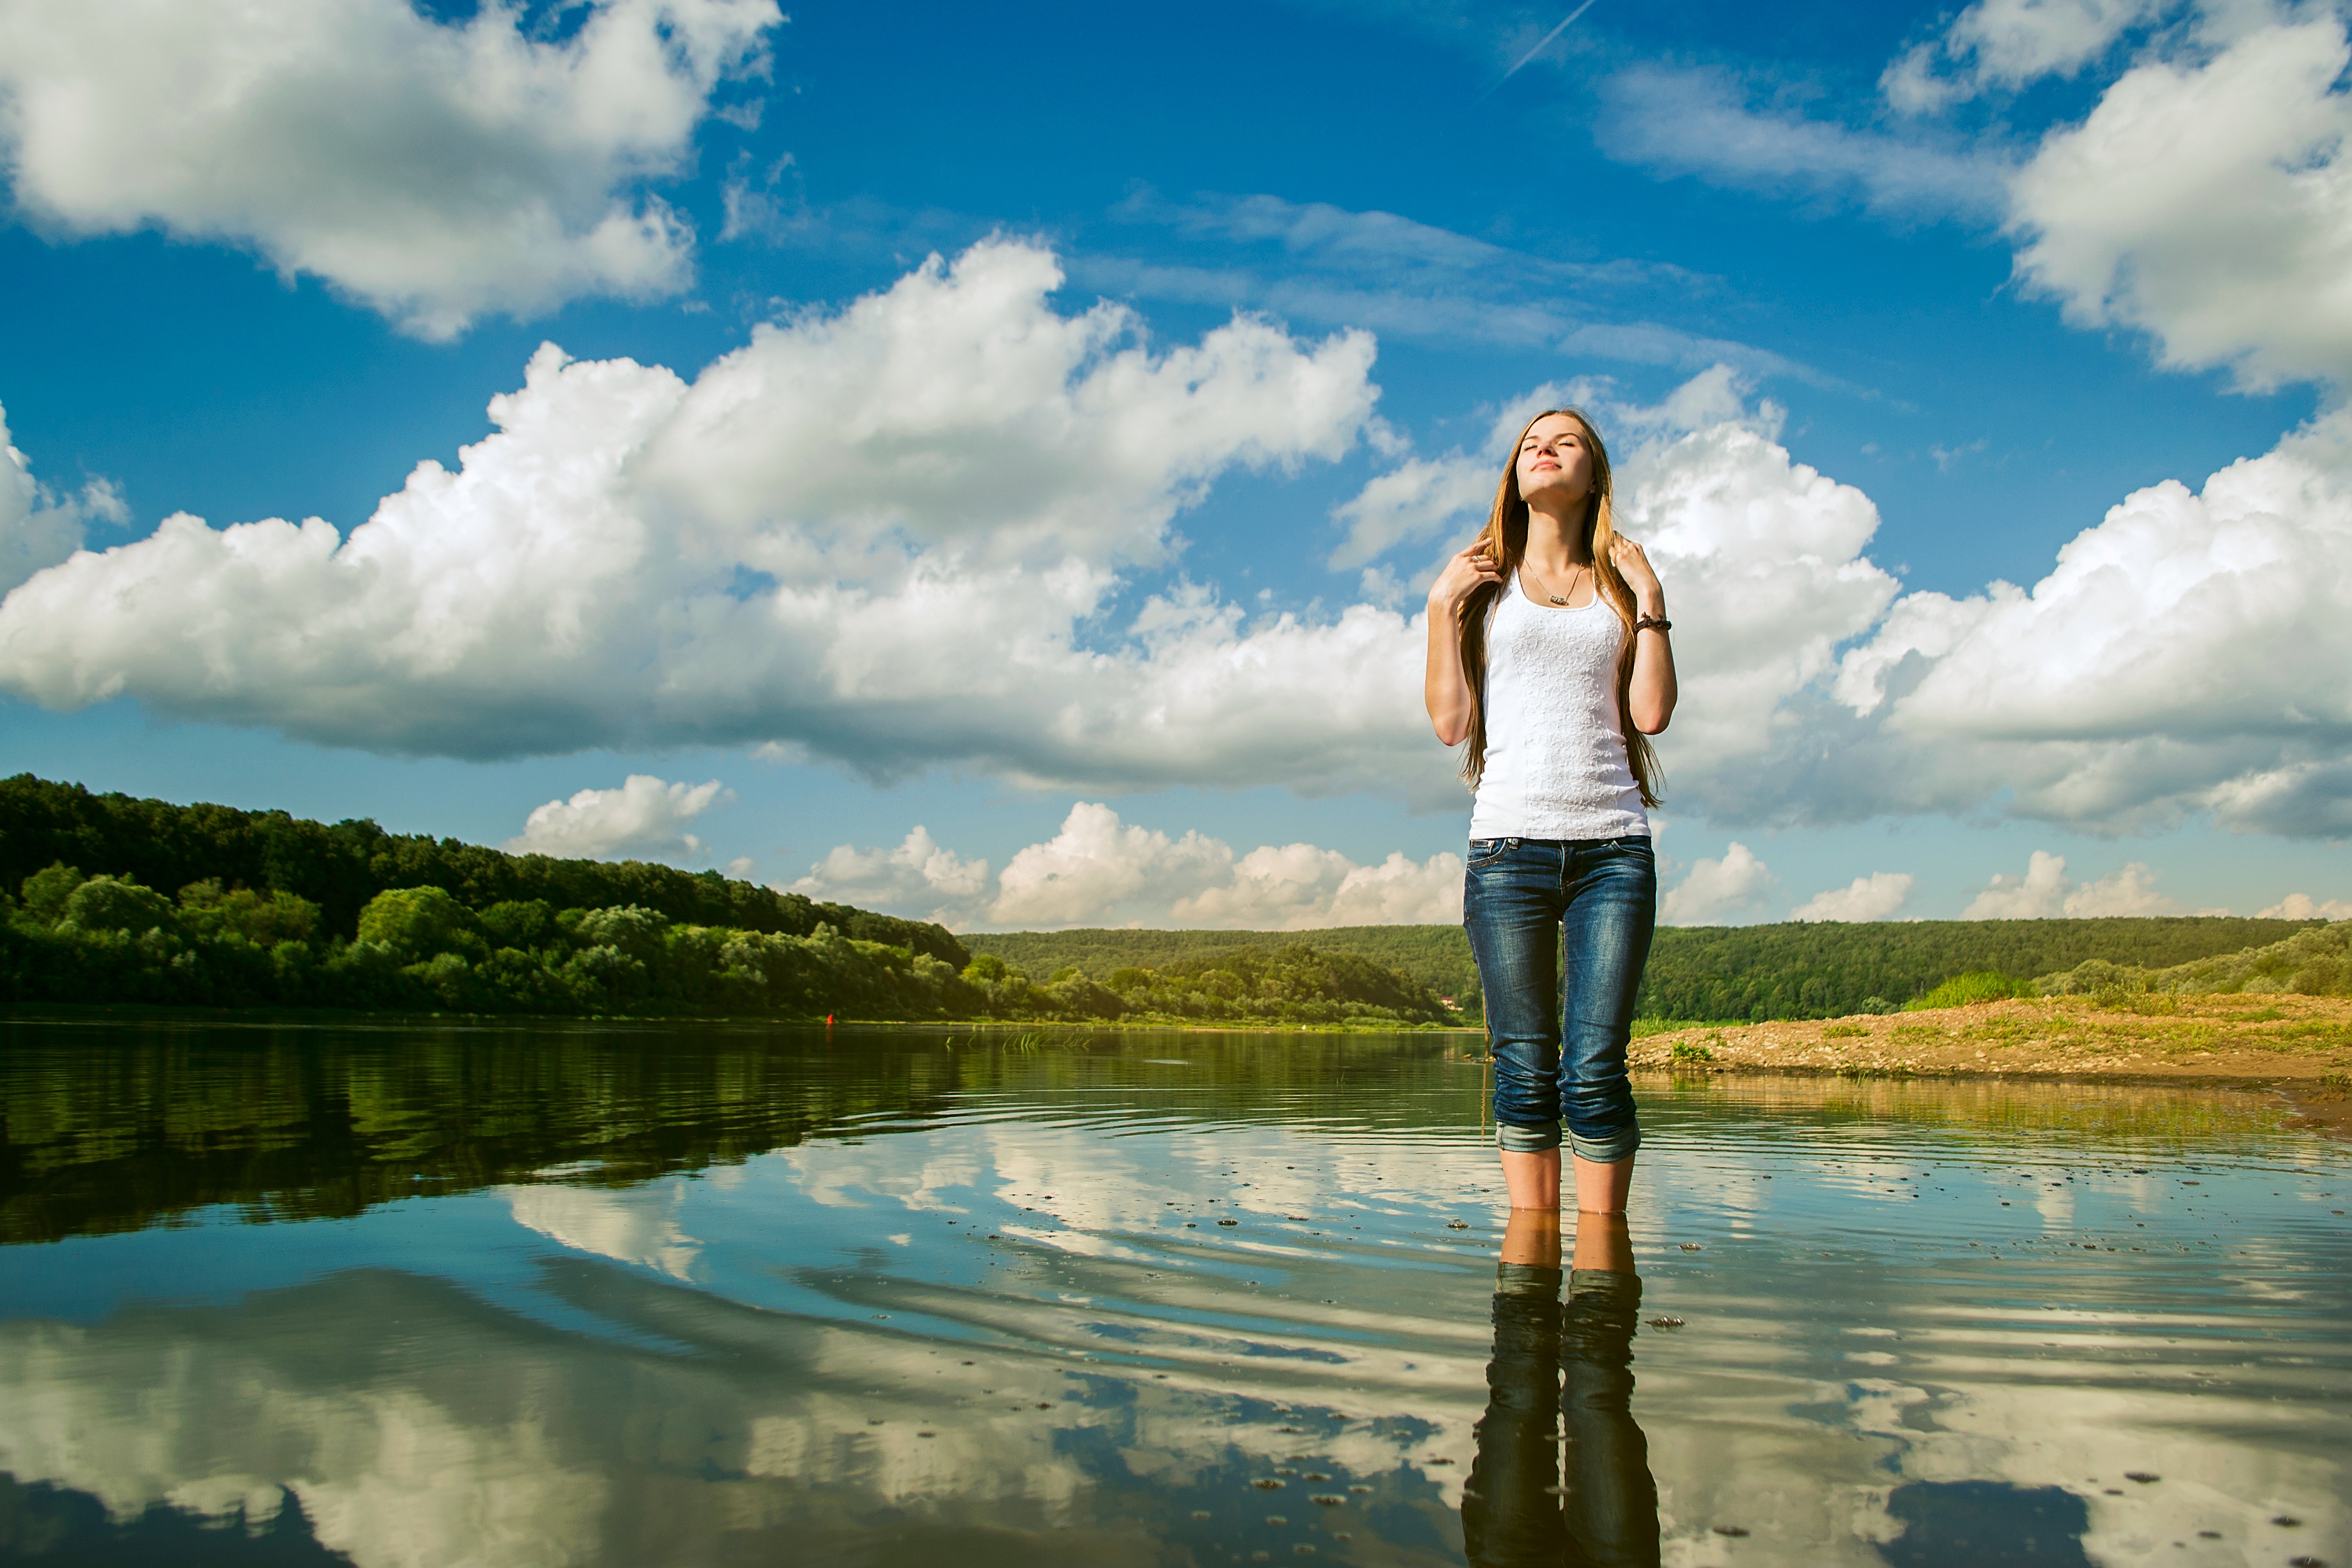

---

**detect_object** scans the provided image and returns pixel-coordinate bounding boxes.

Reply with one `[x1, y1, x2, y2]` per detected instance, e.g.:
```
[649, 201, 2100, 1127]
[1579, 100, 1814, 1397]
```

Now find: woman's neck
[1520, 501, 1590, 575]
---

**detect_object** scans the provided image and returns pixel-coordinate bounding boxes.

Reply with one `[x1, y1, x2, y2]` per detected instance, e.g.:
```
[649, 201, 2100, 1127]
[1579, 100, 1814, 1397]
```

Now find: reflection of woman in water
[1423, 409, 1675, 1215]
[1465, 1211, 1659, 1568]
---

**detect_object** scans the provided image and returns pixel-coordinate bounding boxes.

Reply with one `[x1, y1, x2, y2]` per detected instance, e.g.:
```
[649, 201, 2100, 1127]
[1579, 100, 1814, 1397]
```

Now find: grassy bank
[1633, 993, 2352, 1082]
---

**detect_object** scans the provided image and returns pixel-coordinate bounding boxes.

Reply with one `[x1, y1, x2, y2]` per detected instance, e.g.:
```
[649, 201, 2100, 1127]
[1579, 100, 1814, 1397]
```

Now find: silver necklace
[1521, 560, 1588, 606]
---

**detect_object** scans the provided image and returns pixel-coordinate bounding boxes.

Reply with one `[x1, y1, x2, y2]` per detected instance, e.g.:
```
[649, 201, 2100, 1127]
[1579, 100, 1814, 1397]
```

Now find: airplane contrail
[1478, 0, 1602, 100]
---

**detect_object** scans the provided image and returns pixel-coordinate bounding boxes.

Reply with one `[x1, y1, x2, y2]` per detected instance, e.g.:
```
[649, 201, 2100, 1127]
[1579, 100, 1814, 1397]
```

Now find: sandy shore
[1631, 993, 2352, 1138]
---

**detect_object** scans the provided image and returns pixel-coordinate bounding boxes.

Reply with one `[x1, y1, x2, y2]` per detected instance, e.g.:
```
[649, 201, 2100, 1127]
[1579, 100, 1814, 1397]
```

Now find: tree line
[4, 863, 976, 1018]
[967, 944, 1451, 1027]
[2, 866, 1451, 1026]
[0, 773, 964, 963]
[971, 911, 2327, 1023]
[0, 777, 1451, 1027]
[12, 774, 2322, 1027]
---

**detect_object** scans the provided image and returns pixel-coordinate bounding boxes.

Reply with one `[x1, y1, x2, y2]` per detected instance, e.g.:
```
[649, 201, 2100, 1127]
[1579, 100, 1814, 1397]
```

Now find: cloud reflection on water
[0, 1027, 2345, 1566]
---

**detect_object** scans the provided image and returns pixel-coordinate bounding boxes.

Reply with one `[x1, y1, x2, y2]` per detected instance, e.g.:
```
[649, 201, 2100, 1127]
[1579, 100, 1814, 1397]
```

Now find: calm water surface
[1, 1017, 2347, 1568]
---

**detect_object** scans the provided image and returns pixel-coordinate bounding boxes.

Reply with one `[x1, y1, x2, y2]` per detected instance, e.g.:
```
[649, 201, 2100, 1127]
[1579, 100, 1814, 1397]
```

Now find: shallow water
[1, 1017, 2347, 1568]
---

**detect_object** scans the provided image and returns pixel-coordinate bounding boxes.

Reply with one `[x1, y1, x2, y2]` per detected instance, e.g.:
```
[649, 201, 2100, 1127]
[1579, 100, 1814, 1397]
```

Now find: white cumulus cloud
[785, 827, 991, 926]
[1789, 871, 1916, 923]
[1833, 405, 2352, 836]
[986, 803, 1237, 928]
[0, 0, 782, 338]
[7, 206, 2341, 845]
[1575, 17, 2352, 777]
[2008, 16, 2352, 391]
[2059, 861, 2183, 917]
[2257, 893, 2352, 920]
[1964, 850, 2070, 918]
[1606, 377, 1903, 782]
[0, 240, 1421, 795]
[1884, 0, 2169, 112]
[0, 403, 127, 596]
[1660, 842, 1777, 925]
[790, 801, 1464, 932]
[1961, 850, 2188, 919]
[504, 774, 730, 862]
[1326, 454, 1493, 571]
[1168, 843, 1464, 929]
[1598, 4, 2352, 409]
[0, 336, 1928, 817]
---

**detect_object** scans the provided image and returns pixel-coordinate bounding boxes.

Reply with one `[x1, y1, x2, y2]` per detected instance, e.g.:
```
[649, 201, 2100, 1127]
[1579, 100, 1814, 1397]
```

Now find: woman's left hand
[1610, 536, 1663, 606]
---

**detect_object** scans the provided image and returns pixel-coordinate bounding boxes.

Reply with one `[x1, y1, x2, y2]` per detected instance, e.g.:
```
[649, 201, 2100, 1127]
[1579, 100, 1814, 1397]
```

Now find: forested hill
[1636, 917, 2317, 1019]
[0, 774, 965, 965]
[969, 914, 2323, 1023]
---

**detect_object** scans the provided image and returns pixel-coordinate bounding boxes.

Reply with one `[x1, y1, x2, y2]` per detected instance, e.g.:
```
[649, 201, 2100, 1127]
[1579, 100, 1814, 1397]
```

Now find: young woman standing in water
[1424, 409, 1675, 1217]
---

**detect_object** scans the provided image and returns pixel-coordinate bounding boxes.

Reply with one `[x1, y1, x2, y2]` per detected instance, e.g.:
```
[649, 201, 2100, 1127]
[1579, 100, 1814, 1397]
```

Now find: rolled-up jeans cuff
[1496, 1120, 1562, 1153]
[1566, 1125, 1641, 1164]
[1495, 1262, 1563, 1298]
[1568, 1267, 1639, 1304]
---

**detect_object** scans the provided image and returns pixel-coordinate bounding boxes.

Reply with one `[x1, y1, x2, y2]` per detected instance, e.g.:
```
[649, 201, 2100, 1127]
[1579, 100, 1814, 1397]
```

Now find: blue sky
[2, 0, 2348, 929]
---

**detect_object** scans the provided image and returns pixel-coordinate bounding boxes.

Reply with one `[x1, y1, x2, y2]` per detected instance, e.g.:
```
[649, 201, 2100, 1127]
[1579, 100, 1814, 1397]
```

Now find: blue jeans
[1463, 836, 1656, 1162]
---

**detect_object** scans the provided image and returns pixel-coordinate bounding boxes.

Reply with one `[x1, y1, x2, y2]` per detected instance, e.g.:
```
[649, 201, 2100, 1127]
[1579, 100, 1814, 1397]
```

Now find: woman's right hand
[1429, 543, 1503, 613]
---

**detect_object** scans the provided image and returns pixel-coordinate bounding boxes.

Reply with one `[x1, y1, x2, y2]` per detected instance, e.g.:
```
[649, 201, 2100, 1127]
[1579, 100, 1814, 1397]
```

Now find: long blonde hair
[1454, 408, 1663, 806]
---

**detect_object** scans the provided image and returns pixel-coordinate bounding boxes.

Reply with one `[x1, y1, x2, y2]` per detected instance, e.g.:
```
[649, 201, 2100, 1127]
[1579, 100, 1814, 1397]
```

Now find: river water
[1, 1017, 2346, 1568]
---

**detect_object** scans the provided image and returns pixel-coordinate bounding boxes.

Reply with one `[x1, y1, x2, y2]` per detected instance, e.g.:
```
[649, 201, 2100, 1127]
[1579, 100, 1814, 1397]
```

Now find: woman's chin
[1520, 477, 1589, 508]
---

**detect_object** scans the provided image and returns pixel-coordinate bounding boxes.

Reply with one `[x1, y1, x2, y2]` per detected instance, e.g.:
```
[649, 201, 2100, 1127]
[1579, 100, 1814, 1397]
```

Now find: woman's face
[1517, 414, 1594, 507]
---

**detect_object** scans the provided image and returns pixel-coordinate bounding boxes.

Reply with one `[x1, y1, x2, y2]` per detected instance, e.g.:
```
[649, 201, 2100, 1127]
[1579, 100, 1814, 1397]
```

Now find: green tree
[0, 773, 968, 966]
[20, 861, 84, 924]
[569, 905, 670, 964]
[478, 899, 553, 949]
[357, 886, 485, 962]
[60, 876, 176, 935]
[178, 879, 320, 945]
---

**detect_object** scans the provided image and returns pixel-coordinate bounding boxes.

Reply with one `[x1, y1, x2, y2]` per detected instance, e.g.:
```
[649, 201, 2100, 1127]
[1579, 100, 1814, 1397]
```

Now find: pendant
[1548, 595, 1567, 605]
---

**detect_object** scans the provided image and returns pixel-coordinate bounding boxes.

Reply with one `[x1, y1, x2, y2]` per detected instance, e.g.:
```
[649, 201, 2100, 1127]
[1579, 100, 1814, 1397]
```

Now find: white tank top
[1467, 579, 1649, 841]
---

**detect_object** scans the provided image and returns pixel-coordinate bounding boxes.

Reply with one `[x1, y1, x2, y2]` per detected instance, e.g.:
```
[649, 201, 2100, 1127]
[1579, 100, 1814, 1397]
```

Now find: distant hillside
[969, 916, 2324, 1023]
[1641, 917, 2319, 1020]
[969, 927, 1484, 1011]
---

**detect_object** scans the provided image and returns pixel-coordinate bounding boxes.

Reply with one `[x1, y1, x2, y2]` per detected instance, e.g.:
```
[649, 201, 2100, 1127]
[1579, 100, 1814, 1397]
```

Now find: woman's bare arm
[1610, 537, 1677, 734]
[1425, 545, 1501, 745]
